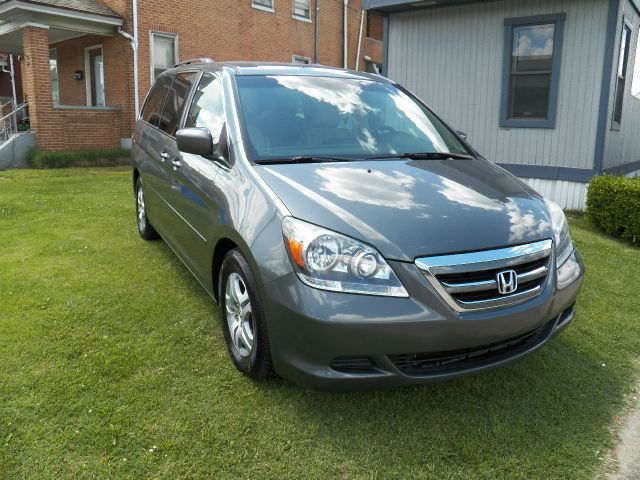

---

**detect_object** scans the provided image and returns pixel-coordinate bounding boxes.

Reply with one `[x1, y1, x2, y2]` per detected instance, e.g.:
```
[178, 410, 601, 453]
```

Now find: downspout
[343, 0, 349, 68]
[118, 0, 140, 119]
[355, 9, 365, 71]
[313, 0, 319, 63]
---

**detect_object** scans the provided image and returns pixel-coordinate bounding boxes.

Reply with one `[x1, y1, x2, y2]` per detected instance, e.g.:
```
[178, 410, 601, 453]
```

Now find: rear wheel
[219, 249, 274, 379]
[135, 178, 159, 240]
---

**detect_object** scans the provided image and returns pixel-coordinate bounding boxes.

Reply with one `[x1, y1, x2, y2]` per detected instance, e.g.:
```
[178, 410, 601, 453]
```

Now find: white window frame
[252, 0, 274, 13]
[630, 26, 640, 100]
[292, 55, 311, 65]
[150, 31, 179, 83]
[83, 44, 105, 107]
[292, 0, 311, 22]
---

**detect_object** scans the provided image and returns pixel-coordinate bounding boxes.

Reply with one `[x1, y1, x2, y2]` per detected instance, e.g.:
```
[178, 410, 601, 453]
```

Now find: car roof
[166, 61, 393, 83]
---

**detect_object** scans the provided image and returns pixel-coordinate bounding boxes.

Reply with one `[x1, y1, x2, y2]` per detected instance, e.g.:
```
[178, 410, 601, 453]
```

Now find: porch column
[21, 26, 57, 148]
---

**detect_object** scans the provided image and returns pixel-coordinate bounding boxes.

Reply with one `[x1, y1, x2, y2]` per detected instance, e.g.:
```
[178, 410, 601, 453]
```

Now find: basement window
[292, 55, 311, 65]
[499, 13, 565, 129]
[612, 22, 632, 129]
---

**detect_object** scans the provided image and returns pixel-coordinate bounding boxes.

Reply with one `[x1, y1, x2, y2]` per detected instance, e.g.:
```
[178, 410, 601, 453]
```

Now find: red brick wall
[0, 54, 23, 103]
[100, 0, 380, 107]
[21, 27, 124, 151]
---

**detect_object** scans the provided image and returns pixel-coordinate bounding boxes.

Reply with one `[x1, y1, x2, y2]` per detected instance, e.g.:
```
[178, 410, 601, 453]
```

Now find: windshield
[234, 75, 470, 162]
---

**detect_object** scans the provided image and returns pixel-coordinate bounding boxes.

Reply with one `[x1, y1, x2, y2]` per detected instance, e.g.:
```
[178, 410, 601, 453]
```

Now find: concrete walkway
[609, 392, 640, 480]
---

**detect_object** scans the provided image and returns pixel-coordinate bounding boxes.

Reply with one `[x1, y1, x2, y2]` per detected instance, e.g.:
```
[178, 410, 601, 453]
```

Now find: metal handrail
[0, 102, 29, 144]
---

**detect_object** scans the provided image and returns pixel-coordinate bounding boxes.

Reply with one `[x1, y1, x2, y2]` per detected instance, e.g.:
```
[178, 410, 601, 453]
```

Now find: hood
[256, 158, 554, 261]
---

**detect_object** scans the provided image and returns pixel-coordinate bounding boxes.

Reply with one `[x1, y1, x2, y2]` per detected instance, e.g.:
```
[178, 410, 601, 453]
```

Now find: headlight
[544, 199, 574, 267]
[282, 217, 408, 297]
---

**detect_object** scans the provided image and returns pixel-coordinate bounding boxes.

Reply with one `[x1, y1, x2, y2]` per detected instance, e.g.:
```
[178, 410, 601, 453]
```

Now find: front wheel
[135, 178, 159, 240]
[219, 249, 274, 379]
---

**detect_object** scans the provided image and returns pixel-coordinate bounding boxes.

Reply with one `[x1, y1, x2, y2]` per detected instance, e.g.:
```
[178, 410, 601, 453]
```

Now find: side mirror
[456, 130, 468, 141]
[176, 127, 213, 156]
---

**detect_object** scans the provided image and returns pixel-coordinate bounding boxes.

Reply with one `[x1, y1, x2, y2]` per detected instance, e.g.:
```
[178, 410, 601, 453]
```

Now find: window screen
[293, 0, 310, 19]
[151, 33, 177, 80]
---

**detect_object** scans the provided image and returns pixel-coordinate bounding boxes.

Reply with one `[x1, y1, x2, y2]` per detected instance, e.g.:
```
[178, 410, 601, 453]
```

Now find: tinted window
[158, 72, 198, 136]
[234, 75, 468, 161]
[141, 75, 172, 126]
[184, 74, 225, 142]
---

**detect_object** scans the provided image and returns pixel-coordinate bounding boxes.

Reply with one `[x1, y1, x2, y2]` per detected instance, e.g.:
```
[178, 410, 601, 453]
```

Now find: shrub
[26, 148, 130, 169]
[586, 175, 640, 244]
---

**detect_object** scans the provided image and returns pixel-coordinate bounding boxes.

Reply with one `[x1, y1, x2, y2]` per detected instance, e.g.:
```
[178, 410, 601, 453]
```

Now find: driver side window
[184, 74, 225, 144]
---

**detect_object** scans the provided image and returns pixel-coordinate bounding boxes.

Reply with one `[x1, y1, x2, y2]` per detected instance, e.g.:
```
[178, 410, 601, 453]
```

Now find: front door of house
[85, 46, 105, 107]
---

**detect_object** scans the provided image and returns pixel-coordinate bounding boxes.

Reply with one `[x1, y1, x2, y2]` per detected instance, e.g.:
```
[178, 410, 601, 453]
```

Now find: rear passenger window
[141, 75, 172, 126]
[158, 72, 198, 136]
[184, 74, 225, 143]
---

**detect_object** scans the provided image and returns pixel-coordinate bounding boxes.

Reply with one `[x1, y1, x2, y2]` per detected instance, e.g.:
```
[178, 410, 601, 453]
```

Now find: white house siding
[386, 0, 609, 209]
[522, 178, 587, 210]
[602, 0, 640, 172]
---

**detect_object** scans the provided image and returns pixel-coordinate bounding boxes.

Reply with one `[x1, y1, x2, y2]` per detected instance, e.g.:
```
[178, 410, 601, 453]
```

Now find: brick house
[0, 0, 384, 151]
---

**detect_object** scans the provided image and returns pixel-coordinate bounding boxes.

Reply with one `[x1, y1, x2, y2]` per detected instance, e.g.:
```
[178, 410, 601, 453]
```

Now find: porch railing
[0, 102, 29, 144]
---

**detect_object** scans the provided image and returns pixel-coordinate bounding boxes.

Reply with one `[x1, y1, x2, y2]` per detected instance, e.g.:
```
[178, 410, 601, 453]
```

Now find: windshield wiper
[367, 152, 475, 161]
[255, 155, 356, 165]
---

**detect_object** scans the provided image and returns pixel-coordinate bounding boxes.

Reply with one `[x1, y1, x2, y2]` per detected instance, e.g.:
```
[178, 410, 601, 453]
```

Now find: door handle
[160, 151, 169, 162]
[171, 159, 182, 170]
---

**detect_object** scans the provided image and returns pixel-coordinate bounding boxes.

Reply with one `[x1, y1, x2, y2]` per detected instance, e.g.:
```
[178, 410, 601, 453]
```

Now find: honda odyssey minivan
[131, 60, 584, 390]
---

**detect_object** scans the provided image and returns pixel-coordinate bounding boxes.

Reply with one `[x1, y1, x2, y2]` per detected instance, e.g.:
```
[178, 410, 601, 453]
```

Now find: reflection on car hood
[256, 158, 553, 261]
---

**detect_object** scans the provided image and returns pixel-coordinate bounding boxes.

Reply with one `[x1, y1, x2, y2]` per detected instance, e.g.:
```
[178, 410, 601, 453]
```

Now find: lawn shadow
[256, 335, 620, 476]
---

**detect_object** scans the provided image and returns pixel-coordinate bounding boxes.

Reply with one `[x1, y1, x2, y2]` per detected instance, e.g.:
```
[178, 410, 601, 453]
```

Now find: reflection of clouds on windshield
[271, 75, 369, 114]
[437, 177, 503, 212]
[318, 167, 420, 209]
[357, 128, 378, 153]
[506, 202, 550, 242]
[388, 92, 449, 152]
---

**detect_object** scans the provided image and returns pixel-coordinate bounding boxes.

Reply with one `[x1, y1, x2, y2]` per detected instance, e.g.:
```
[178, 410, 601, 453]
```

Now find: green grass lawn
[1, 167, 639, 479]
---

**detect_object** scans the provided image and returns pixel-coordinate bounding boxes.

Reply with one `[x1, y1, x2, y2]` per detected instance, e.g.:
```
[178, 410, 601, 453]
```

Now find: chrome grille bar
[416, 239, 553, 312]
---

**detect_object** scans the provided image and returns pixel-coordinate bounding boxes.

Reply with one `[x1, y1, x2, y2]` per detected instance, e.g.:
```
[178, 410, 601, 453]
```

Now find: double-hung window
[500, 14, 566, 128]
[151, 32, 178, 81]
[293, 0, 311, 21]
[612, 23, 632, 129]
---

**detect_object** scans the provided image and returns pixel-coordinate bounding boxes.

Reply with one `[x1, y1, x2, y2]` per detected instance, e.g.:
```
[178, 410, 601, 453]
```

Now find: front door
[165, 73, 228, 283]
[85, 46, 105, 107]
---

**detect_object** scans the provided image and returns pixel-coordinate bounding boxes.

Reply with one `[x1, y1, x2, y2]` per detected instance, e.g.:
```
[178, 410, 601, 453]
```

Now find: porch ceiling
[0, 0, 122, 54]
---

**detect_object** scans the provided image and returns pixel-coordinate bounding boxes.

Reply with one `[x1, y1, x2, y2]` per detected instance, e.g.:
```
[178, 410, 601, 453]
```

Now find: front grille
[330, 356, 378, 374]
[388, 322, 548, 375]
[416, 239, 553, 312]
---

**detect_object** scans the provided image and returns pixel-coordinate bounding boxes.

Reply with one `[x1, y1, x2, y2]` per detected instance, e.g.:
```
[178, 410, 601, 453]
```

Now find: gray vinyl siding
[602, 0, 640, 170]
[386, 0, 608, 171]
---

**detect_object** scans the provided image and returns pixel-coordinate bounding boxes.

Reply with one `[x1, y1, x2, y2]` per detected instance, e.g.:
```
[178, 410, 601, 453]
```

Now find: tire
[219, 248, 275, 379]
[135, 178, 159, 240]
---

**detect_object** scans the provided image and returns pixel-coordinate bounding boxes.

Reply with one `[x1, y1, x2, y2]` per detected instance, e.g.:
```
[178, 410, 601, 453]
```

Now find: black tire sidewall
[219, 249, 271, 377]
[135, 178, 158, 240]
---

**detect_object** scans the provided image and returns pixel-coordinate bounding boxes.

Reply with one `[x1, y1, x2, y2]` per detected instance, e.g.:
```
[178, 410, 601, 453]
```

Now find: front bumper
[263, 250, 584, 391]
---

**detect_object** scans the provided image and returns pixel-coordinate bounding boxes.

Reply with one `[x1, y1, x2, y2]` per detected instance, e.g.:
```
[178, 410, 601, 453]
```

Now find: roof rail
[173, 57, 214, 68]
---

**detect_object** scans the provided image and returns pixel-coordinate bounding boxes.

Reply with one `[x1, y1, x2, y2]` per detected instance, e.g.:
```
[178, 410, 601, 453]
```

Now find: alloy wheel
[225, 272, 255, 358]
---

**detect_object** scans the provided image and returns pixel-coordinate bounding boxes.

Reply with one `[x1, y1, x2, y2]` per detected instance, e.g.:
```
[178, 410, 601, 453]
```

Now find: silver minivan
[132, 60, 584, 390]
